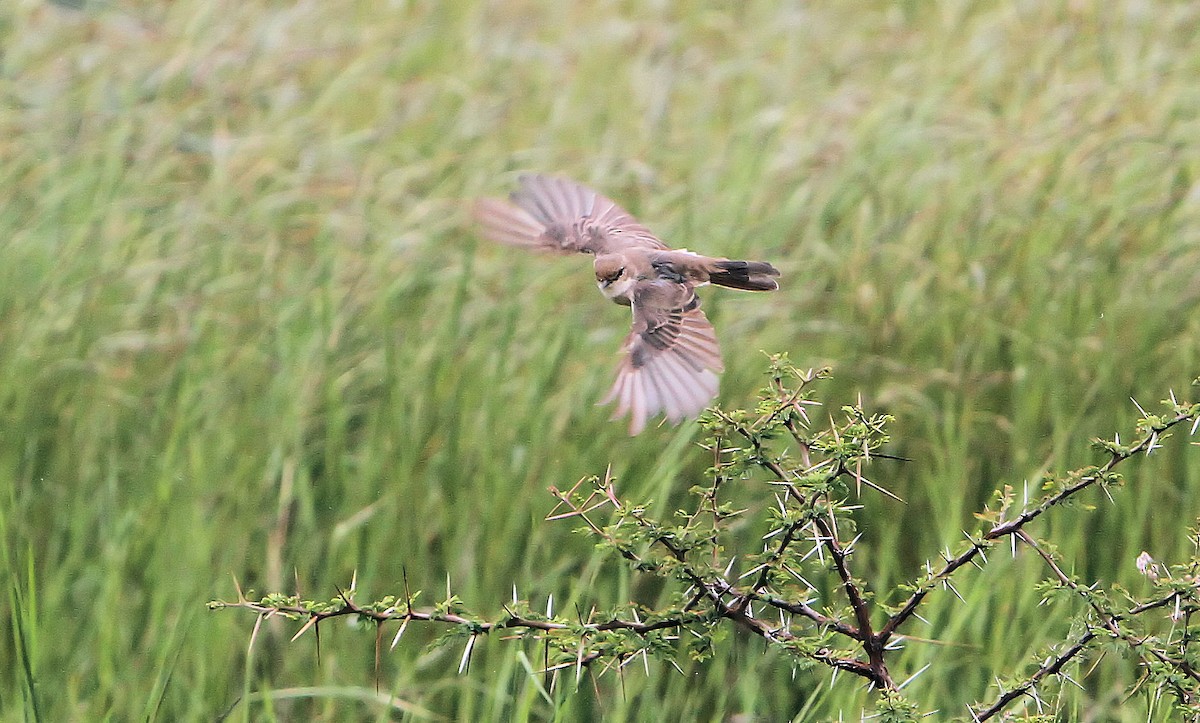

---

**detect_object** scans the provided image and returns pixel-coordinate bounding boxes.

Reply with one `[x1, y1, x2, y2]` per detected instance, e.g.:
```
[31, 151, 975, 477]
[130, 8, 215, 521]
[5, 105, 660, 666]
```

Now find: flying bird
[474, 174, 779, 435]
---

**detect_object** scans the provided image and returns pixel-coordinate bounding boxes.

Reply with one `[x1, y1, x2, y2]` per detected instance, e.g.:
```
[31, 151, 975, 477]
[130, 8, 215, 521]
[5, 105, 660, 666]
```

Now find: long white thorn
[458, 635, 475, 674]
[897, 663, 931, 690]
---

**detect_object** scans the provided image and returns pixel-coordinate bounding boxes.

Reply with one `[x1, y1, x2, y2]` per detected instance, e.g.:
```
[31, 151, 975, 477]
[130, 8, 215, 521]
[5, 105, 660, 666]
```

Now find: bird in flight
[474, 174, 780, 435]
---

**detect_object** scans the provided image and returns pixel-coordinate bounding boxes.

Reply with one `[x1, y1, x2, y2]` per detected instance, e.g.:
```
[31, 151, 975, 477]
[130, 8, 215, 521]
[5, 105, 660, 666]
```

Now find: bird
[473, 174, 780, 435]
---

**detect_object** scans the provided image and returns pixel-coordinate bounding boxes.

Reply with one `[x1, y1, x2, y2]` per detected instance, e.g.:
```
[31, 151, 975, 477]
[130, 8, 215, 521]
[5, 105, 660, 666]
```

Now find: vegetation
[211, 361, 1200, 720]
[2, 1, 1199, 720]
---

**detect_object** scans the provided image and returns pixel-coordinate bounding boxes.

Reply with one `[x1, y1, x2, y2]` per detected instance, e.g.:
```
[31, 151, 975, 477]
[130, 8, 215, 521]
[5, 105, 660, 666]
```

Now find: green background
[2, 0, 1199, 720]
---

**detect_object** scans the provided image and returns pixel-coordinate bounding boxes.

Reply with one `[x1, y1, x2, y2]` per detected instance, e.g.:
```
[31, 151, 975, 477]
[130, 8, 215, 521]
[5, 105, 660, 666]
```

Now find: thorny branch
[209, 361, 1200, 719]
[968, 530, 1200, 719]
[884, 407, 1200, 643]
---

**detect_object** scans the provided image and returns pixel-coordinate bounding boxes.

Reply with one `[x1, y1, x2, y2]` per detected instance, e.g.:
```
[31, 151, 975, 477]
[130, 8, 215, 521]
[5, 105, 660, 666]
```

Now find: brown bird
[474, 174, 780, 434]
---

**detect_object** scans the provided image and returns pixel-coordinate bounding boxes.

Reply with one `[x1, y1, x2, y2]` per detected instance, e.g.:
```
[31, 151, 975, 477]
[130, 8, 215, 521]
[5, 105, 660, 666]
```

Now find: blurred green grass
[1, 0, 1199, 719]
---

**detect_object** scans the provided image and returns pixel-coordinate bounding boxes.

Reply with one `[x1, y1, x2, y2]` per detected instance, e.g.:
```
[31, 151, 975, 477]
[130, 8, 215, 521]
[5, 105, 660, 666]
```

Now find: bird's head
[594, 255, 633, 301]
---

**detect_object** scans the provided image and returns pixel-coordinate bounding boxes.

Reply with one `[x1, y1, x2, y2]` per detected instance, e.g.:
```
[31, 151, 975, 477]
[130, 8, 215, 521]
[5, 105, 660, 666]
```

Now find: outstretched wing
[601, 279, 724, 435]
[473, 174, 668, 255]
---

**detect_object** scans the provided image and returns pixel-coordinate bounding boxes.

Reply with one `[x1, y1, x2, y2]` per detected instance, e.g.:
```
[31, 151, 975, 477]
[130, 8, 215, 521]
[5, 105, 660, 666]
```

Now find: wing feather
[474, 174, 668, 255]
[605, 280, 724, 434]
[651, 351, 696, 422]
[645, 360, 680, 423]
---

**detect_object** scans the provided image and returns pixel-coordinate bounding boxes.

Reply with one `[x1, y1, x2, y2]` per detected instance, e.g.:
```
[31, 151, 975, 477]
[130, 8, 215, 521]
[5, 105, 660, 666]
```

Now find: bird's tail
[708, 260, 780, 291]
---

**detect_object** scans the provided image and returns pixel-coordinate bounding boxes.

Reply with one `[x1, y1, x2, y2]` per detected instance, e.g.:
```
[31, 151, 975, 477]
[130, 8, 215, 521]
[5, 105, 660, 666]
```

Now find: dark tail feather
[709, 260, 780, 291]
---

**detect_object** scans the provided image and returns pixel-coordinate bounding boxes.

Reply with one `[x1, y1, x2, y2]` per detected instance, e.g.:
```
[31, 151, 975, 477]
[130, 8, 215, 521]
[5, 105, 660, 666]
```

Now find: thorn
[291, 615, 319, 643]
[390, 617, 410, 651]
[374, 622, 383, 692]
[798, 543, 823, 564]
[854, 471, 904, 503]
[248, 612, 265, 660]
[944, 578, 966, 603]
[315, 613, 322, 664]
[575, 637, 585, 684]
[782, 564, 817, 592]
[738, 564, 769, 581]
[843, 533, 863, 556]
[1101, 483, 1116, 505]
[458, 635, 476, 674]
[1131, 396, 1149, 418]
[1060, 672, 1085, 690]
[810, 523, 826, 565]
[897, 663, 930, 690]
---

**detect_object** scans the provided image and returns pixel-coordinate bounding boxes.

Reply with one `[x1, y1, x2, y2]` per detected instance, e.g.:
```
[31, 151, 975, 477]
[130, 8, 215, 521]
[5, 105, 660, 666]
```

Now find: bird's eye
[610, 267, 625, 281]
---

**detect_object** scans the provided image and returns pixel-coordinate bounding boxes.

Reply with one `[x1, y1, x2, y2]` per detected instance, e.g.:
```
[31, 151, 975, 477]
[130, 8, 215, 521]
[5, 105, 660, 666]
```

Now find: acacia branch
[971, 630, 1099, 720]
[209, 363, 1200, 716]
[547, 472, 871, 674]
[209, 591, 685, 637]
[719, 409, 891, 687]
[971, 576, 1200, 719]
[882, 409, 1200, 642]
